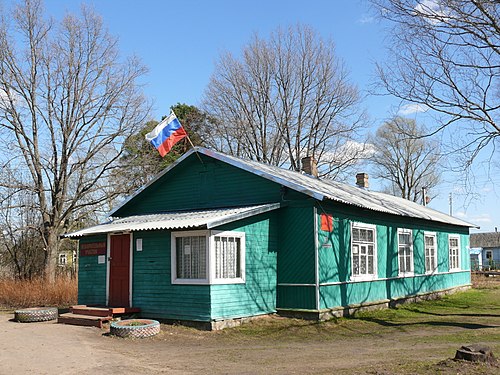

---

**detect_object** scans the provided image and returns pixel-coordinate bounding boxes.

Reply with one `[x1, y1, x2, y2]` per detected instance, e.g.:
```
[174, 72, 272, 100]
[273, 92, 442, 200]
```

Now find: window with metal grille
[214, 235, 241, 279]
[351, 223, 376, 279]
[176, 235, 207, 280]
[449, 236, 460, 270]
[398, 229, 413, 275]
[424, 233, 437, 274]
[171, 230, 245, 284]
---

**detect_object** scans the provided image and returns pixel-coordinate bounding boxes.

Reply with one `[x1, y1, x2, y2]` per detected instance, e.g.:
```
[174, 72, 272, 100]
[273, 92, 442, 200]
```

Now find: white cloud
[326, 141, 376, 164]
[0, 89, 8, 105]
[398, 103, 428, 115]
[414, 0, 448, 24]
[472, 214, 492, 224]
[455, 211, 492, 225]
[358, 15, 375, 24]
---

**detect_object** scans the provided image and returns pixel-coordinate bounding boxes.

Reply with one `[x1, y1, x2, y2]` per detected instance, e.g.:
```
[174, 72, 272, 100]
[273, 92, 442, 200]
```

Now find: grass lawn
[178, 276, 500, 374]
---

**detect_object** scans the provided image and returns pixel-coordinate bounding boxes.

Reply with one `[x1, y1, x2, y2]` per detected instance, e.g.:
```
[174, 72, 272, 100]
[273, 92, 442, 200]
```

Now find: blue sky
[43, 0, 498, 232]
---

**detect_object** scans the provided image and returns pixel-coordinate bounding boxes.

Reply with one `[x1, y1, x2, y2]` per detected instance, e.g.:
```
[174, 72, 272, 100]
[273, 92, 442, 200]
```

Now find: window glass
[424, 234, 437, 273]
[398, 229, 413, 274]
[214, 236, 241, 279]
[352, 224, 376, 278]
[448, 236, 460, 270]
[176, 235, 207, 279]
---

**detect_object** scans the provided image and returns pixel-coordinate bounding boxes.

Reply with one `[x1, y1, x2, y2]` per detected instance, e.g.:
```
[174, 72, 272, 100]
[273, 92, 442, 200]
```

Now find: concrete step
[58, 313, 112, 328]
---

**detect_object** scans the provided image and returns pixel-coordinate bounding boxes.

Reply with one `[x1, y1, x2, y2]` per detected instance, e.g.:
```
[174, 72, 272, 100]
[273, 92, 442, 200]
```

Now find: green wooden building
[66, 147, 476, 329]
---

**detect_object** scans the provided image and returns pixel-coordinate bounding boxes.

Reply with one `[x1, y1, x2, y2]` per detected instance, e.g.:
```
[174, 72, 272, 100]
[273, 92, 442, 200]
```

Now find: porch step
[57, 305, 141, 328]
[71, 305, 111, 317]
[57, 313, 111, 328]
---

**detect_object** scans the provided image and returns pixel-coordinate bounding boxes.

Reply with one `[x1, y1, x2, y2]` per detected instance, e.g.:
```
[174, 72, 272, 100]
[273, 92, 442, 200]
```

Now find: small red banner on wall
[80, 241, 107, 256]
[320, 213, 333, 232]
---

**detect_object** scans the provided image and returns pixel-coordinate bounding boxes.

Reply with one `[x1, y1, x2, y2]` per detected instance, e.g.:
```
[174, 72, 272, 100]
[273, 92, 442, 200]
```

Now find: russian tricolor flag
[145, 112, 188, 157]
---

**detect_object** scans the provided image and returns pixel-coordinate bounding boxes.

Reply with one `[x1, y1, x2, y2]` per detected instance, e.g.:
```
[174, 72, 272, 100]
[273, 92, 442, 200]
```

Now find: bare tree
[371, 117, 442, 202]
[202, 24, 365, 178]
[371, 0, 500, 168]
[0, 179, 46, 279]
[0, 0, 149, 280]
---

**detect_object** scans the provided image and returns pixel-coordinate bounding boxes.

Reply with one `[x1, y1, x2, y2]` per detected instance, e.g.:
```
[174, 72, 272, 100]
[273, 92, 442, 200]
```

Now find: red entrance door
[109, 234, 130, 307]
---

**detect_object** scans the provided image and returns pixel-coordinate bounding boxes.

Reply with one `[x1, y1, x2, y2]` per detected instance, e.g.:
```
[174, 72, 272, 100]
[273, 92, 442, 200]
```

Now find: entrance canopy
[65, 203, 280, 238]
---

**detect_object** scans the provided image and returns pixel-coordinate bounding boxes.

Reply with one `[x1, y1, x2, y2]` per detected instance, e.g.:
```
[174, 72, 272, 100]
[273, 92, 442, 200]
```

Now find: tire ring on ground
[110, 319, 160, 338]
[14, 307, 58, 323]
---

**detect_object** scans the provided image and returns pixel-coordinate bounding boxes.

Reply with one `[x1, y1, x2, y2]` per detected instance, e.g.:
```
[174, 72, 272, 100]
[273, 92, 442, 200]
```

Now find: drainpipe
[313, 206, 320, 312]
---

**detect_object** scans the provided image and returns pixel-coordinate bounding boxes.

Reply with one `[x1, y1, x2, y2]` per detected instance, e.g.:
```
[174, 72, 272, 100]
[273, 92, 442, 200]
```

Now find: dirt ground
[1, 279, 499, 375]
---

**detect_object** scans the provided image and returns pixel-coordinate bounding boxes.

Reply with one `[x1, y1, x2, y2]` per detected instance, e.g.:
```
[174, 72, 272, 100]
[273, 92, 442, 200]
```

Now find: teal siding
[114, 154, 282, 217]
[132, 212, 278, 322]
[316, 201, 471, 311]
[132, 230, 211, 321]
[78, 235, 107, 305]
[277, 285, 316, 310]
[210, 212, 278, 319]
[319, 271, 471, 309]
[276, 204, 316, 310]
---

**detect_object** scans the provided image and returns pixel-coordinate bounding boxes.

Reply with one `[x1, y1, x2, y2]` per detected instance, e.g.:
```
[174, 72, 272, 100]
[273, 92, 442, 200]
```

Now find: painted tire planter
[14, 307, 58, 323]
[110, 319, 160, 338]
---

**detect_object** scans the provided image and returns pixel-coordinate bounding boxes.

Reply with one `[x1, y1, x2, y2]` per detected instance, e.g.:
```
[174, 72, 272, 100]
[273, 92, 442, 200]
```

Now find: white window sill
[350, 275, 378, 282]
[172, 278, 209, 285]
[398, 272, 414, 277]
[172, 278, 246, 285]
[210, 278, 245, 285]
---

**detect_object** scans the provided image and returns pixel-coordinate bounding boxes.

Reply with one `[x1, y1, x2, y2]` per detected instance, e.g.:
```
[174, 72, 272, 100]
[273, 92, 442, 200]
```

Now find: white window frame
[209, 231, 245, 285]
[448, 235, 461, 271]
[58, 253, 67, 266]
[397, 229, 414, 276]
[424, 232, 438, 274]
[171, 230, 245, 285]
[350, 222, 377, 281]
[171, 230, 210, 285]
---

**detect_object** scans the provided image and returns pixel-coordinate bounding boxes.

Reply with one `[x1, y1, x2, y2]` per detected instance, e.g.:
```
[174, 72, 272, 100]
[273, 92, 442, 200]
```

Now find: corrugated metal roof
[210, 151, 477, 228]
[109, 147, 477, 228]
[65, 203, 280, 238]
[470, 232, 500, 248]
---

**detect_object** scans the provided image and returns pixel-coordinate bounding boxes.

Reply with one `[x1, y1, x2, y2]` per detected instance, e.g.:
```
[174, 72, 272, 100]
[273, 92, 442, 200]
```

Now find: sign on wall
[320, 213, 333, 232]
[80, 241, 107, 256]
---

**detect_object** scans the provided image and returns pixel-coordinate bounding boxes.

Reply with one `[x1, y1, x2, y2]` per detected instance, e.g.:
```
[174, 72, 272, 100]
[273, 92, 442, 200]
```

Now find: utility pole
[449, 192, 453, 216]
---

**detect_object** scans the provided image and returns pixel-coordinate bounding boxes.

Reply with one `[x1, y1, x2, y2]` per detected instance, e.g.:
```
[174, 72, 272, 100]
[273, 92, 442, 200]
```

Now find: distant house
[470, 232, 500, 270]
[65, 147, 476, 329]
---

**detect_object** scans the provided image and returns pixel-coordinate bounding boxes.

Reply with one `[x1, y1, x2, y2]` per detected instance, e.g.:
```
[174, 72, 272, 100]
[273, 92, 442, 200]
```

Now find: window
[171, 230, 245, 285]
[213, 234, 242, 280]
[398, 229, 413, 275]
[486, 250, 492, 260]
[175, 234, 207, 280]
[351, 223, 377, 280]
[424, 232, 437, 274]
[58, 253, 67, 266]
[448, 235, 460, 271]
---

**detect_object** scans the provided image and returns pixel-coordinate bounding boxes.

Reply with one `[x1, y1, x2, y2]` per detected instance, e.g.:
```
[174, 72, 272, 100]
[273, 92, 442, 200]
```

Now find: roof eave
[207, 202, 280, 229]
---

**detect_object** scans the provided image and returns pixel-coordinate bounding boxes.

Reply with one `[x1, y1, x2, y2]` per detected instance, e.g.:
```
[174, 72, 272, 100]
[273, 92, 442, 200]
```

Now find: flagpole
[186, 135, 205, 166]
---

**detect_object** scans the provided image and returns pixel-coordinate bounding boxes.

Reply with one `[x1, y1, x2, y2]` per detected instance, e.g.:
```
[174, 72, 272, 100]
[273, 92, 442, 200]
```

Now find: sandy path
[0, 312, 498, 374]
